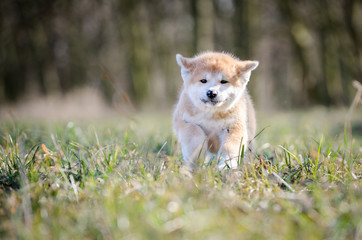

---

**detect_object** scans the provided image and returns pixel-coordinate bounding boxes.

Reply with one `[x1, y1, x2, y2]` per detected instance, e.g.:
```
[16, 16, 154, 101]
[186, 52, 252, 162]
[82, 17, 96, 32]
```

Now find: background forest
[0, 0, 361, 111]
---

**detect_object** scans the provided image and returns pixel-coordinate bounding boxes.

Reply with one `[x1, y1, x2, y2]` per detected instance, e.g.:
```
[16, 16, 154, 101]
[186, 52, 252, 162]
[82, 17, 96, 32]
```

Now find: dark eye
[220, 80, 228, 84]
[200, 79, 207, 83]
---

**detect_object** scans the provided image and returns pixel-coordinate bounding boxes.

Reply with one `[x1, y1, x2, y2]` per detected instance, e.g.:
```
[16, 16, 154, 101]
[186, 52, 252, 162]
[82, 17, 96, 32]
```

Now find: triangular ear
[176, 54, 195, 69]
[236, 60, 259, 82]
[176, 54, 195, 81]
[237, 60, 259, 72]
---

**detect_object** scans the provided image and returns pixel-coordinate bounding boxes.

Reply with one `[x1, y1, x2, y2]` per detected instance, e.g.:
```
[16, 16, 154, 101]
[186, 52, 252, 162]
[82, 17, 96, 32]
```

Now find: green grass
[0, 108, 361, 239]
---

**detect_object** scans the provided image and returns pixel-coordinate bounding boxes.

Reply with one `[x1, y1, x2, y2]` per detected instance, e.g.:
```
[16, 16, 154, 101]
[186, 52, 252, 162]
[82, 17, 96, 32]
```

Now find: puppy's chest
[184, 111, 236, 134]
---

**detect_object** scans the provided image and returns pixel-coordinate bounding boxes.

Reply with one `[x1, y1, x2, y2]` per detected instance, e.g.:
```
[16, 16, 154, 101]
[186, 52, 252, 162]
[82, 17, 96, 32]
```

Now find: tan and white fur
[173, 52, 259, 170]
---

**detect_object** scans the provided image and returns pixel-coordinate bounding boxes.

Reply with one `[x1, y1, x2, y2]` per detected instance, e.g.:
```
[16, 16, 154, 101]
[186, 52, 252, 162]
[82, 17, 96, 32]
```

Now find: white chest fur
[183, 110, 236, 134]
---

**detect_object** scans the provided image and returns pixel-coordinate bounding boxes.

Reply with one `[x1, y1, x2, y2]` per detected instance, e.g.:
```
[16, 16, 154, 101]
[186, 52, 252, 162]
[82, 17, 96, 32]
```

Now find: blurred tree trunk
[277, 0, 317, 106]
[118, 1, 151, 105]
[128, 13, 151, 104]
[317, 0, 341, 106]
[343, 0, 362, 82]
[190, 0, 214, 52]
[1, 1, 48, 101]
[233, 0, 249, 58]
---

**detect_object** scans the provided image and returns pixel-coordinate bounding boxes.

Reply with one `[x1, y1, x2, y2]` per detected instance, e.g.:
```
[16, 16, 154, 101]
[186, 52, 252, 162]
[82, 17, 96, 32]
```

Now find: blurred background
[0, 0, 361, 119]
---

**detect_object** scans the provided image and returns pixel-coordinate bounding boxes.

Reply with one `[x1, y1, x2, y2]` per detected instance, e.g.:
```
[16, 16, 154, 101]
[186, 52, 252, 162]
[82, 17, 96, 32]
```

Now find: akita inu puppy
[173, 52, 259, 170]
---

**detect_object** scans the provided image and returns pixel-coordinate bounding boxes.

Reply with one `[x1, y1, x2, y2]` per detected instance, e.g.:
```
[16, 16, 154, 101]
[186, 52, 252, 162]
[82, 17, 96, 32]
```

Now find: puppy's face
[176, 52, 258, 111]
[187, 70, 242, 110]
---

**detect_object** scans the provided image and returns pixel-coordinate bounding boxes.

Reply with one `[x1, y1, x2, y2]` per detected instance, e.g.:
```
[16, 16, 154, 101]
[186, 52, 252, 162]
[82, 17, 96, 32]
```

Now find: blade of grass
[279, 145, 303, 167]
[249, 125, 270, 143]
[237, 137, 244, 166]
[271, 172, 295, 192]
[313, 135, 323, 180]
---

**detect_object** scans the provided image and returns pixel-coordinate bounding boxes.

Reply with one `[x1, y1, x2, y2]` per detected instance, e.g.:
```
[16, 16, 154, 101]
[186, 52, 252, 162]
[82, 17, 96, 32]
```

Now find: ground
[0, 107, 361, 239]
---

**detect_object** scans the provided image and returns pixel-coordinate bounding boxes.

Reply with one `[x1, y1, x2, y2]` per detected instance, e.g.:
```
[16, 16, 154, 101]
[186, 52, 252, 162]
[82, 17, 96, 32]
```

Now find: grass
[0, 108, 361, 239]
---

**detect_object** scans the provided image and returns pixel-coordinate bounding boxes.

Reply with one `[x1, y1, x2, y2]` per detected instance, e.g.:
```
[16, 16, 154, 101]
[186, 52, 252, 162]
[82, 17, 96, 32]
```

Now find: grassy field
[0, 108, 361, 239]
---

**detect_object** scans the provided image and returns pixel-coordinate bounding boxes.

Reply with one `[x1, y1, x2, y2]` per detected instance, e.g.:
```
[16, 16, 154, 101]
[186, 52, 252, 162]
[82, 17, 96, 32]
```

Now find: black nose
[207, 90, 217, 99]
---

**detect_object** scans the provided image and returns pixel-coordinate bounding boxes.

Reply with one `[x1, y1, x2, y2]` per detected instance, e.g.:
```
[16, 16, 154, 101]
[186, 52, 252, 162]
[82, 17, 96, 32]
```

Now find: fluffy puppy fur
[173, 52, 259, 170]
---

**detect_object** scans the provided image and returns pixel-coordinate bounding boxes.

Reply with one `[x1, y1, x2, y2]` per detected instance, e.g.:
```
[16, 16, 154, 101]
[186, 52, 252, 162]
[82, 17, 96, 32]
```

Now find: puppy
[173, 52, 259, 170]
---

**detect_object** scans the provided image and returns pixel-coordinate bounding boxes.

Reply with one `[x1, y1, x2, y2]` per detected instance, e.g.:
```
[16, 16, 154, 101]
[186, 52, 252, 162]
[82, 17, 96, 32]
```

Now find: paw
[217, 154, 239, 170]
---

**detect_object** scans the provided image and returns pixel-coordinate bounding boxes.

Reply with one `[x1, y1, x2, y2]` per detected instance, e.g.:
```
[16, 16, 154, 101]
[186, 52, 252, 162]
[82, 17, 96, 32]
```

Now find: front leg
[175, 120, 208, 169]
[217, 125, 248, 170]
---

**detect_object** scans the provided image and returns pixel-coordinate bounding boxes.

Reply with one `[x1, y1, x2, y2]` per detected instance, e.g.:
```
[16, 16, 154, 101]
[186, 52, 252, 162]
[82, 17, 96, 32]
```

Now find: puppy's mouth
[201, 98, 222, 106]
